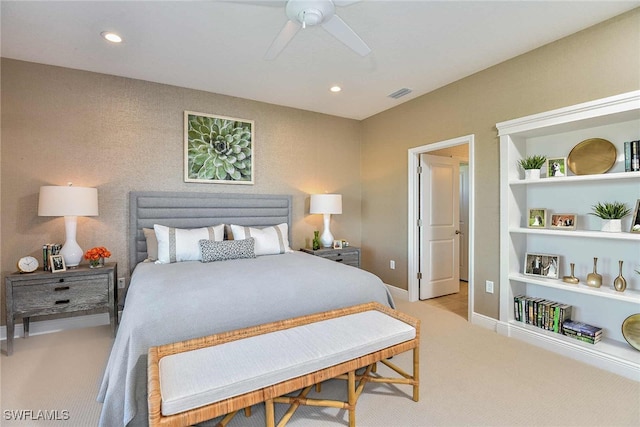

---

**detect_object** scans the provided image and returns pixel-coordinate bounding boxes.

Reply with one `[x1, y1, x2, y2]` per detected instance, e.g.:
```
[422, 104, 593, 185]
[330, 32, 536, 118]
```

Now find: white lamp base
[320, 213, 334, 248]
[60, 216, 83, 267]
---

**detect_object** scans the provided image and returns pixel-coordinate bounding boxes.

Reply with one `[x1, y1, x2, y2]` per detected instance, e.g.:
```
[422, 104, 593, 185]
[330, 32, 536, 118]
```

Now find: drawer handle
[54, 286, 70, 291]
[58, 278, 65, 283]
[336, 258, 343, 262]
[55, 300, 70, 305]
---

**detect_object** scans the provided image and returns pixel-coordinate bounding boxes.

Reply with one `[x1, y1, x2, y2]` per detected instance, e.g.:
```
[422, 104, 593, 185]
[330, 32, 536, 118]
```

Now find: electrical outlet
[390, 260, 395, 270]
[485, 280, 494, 294]
[117, 277, 126, 289]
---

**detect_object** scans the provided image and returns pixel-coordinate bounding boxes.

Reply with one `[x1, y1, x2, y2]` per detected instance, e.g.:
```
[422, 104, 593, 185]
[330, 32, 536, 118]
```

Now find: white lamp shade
[38, 186, 99, 217]
[310, 194, 342, 214]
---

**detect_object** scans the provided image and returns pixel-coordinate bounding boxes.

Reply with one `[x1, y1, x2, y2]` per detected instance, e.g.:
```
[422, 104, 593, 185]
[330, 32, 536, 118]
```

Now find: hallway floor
[420, 280, 468, 320]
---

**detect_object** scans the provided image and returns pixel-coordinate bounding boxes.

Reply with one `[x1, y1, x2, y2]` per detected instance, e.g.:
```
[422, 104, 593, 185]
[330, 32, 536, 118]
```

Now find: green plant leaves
[589, 201, 631, 219]
[187, 114, 252, 182]
[518, 155, 547, 170]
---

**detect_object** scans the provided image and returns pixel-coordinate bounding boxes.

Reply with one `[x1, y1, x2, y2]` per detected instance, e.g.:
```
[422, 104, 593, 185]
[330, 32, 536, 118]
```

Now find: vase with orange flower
[84, 246, 111, 268]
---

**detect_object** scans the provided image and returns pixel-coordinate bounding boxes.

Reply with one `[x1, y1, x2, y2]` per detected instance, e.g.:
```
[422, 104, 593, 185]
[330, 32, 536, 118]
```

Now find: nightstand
[300, 247, 360, 268]
[4, 263, 117, 356]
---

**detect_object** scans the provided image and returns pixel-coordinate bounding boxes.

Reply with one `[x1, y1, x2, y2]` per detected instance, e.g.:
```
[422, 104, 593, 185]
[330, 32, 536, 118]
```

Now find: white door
[459, 164, 469, 281]
[419, 154, 460, 299]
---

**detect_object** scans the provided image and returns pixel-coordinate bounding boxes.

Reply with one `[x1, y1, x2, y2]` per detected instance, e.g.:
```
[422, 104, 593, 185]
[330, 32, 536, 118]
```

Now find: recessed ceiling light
[330, 86, 342, 93]
[101, 32, 122, 43]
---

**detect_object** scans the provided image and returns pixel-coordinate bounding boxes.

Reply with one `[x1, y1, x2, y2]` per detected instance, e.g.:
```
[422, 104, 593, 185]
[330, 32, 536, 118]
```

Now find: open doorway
[407, 135, 474, 320]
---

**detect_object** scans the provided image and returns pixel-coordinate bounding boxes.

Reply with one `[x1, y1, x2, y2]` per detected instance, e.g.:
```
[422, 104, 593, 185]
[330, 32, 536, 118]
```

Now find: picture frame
[524, 253, 560, 279]
[631, 199, 640, 233]
[50, 254, 66, 273]
[550, 213, 577, 230]
[332, 240, 343, 249]
[546, 157, 567, 178]
[184, 111, 255, 185]
[528, 208, 547, 228]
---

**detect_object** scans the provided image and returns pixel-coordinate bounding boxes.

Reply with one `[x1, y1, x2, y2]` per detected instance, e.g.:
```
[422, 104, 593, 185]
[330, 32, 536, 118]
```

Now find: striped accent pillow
[229, 223, 292, 256]
[154, 224, 224, 264]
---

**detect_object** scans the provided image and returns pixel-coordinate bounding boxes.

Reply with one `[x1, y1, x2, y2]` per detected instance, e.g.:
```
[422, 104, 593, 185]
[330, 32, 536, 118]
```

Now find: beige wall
[361, 9, 640, 317]
[1, 59, 363, 294]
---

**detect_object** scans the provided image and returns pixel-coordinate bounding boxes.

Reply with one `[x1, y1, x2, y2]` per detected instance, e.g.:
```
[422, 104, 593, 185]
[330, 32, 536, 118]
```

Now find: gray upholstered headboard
[129, 191, 292, 272]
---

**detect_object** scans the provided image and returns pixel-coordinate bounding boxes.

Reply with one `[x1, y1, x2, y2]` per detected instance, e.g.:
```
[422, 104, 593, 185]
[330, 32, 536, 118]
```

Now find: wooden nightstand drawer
[300, 247, 361, 268]
[13, 278, 109, 316]
[320, 251, 359, 266]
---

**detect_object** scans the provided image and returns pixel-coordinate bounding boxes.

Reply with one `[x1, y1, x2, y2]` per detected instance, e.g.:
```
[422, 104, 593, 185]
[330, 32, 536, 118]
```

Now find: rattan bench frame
[148, 302, 420, 427]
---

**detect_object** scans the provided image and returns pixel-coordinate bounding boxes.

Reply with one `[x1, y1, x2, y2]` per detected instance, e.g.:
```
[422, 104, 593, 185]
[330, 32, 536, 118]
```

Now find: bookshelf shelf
[498, 90, 640, 381]
[509, 170, 640, 186]
[509, 227, 640, 241]
[509, 273, 640, 304]
[507, 321, 640, 367]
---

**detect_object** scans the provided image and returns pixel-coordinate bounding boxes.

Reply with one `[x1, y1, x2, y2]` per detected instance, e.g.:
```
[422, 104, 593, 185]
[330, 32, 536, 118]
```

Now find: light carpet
[1, 299, 639, 426]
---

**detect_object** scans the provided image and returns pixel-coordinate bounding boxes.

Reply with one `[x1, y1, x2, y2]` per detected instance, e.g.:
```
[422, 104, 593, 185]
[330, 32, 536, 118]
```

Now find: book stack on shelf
[42, 243, 61, 271]
[624, 140, 640, 171]
[562, 320, 603, 344]
[513, 296, 572, 333]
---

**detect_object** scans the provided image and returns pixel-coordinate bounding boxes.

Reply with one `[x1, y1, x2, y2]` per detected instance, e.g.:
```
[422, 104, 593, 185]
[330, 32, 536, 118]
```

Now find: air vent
[388, 88, 412, 99]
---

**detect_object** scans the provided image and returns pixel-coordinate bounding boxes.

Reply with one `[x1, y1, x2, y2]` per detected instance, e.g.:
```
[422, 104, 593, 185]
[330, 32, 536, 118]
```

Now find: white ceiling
[2, 1, 638, 120]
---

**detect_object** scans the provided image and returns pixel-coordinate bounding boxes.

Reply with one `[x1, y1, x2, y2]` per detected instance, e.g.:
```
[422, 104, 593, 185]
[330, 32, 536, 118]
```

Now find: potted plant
[518, 155, 547, 180]
[589, 201, 631, 232]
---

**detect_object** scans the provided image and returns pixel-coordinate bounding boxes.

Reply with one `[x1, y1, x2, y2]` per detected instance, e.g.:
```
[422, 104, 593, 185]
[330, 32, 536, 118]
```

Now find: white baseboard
[496, 320, 639, 381]
[386, 283, 409, 301]
[0, 313, 110, 341]
[471, 311, 499, 332]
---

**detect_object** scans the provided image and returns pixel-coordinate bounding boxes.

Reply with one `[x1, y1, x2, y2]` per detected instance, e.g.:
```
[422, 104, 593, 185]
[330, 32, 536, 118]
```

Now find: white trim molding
[386, 283, 409, 302]
[496, 90, 640, 136]
[471, 312, 499, 332]
[497, 321, 639, 381]
[407, 135, 475, 320]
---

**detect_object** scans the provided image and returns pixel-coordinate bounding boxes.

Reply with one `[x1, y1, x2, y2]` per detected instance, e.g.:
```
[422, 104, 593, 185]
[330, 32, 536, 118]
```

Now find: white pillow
[154, 224, 224, 264]
[143, 228, 158, 262]
[229, 223, 292, 256]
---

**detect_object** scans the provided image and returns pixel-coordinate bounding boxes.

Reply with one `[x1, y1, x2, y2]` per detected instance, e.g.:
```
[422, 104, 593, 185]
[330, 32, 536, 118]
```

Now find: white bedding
[97, 251, 394, 426]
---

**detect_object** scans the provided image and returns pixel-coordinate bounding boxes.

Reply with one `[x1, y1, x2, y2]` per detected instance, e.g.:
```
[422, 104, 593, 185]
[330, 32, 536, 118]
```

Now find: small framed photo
[528, 208, 547, 228]
[631, 199, 640, 233]
[546, 157, 567, 177]
[550, 213, 577, 230]
[50, 255, 66, 273]
[524, 253, 560, 279]
[332, 240, 343, 249]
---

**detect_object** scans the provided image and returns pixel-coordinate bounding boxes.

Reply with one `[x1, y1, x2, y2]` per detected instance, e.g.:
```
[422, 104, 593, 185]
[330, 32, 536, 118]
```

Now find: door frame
[407, 135, 475, 319]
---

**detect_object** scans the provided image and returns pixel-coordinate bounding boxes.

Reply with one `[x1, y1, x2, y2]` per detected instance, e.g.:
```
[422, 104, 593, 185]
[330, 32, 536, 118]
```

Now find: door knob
[455, 230, 462, 235]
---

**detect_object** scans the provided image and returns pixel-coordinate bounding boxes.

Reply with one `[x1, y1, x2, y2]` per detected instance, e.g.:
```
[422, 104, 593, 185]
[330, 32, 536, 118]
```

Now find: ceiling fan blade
[264, 19, 302, 60]
[321, 14, 371, 57]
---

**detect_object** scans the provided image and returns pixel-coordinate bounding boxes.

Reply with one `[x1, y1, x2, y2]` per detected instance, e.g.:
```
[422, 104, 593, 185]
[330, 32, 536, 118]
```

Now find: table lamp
[38, 183, 99, 267]
[310, 194, 342, 248]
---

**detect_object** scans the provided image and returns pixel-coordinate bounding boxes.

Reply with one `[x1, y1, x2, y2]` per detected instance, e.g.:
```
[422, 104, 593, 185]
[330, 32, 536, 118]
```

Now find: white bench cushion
[159, 310, 416, 416]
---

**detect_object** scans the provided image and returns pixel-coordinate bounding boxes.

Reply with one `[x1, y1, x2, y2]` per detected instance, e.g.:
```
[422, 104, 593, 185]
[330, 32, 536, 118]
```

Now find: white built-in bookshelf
[497, 91, 640, 381]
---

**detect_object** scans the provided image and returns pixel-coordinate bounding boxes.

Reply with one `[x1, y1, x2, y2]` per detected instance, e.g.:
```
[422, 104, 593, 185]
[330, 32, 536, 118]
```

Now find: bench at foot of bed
[147, 302, 420, 427]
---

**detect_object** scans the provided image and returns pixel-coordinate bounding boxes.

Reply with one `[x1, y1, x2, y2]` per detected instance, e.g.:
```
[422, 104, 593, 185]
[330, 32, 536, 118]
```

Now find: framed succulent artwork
[184, 111, 254, 184]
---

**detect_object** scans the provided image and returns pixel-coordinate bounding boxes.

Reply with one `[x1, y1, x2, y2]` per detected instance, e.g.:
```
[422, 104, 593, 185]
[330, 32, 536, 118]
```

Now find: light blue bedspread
[97, 251, 393, 426]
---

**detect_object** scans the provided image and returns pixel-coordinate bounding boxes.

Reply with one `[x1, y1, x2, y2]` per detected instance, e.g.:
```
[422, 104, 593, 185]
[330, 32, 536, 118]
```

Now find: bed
[97, 191, 394, 427]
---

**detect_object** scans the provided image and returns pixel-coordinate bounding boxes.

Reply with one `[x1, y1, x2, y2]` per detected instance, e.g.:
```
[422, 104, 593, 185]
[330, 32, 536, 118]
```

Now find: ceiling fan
[264, 0, 371, 60]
